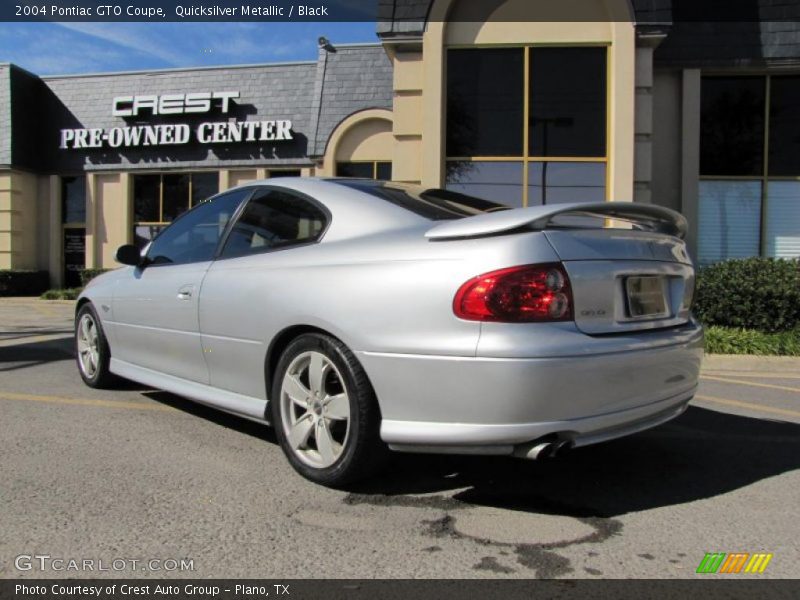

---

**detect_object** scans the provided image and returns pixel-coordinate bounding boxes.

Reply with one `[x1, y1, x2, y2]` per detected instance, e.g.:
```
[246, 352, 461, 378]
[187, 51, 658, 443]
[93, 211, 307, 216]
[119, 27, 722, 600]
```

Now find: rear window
[333, 179, 510, 220]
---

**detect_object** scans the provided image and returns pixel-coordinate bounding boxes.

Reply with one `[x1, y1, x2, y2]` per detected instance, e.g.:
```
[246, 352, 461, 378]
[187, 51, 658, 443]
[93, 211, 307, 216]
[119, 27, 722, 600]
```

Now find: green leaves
[694, 258, 800, 333]
[79, 269, 111, 287]
[704, 326, 800, 356]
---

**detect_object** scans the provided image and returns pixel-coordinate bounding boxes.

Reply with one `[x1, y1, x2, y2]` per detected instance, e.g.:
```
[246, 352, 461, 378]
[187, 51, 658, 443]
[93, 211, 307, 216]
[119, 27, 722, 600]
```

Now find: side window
[220, 188, 327, 258]
[146, 188, 251, 265]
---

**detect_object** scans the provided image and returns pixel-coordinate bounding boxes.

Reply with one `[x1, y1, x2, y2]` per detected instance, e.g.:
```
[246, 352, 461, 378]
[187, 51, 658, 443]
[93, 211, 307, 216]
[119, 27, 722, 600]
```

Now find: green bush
[0, 270, 49, 296]
[40, 288, 82, 301]
[704, 325, 800, 356]
[694, 258, 800, 333]
[80, 268, 110, 286]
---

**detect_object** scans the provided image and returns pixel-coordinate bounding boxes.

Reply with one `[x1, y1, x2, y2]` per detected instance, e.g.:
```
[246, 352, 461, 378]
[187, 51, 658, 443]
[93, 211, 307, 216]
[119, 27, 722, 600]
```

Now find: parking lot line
[0, 390, 176, 412]
[702, 371, 800, 380]
[700, 374, 800, 394]
[694, 393, 800, 419]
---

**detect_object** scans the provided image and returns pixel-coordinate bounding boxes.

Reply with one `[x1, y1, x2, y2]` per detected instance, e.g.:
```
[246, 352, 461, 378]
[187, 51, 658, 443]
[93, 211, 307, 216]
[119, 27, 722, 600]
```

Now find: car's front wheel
[75, 303, 116, 389]
[271, 333, 386, 487]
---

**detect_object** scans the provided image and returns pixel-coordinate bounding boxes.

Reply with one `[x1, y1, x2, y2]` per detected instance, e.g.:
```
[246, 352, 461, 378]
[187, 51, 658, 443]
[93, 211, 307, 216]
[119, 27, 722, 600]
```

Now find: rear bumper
[358, 322, 703, 455]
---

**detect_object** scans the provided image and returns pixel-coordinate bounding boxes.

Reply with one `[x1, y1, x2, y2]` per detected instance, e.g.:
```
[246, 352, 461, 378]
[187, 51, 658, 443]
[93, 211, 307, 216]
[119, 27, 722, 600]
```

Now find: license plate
[626, 276, 668, 319]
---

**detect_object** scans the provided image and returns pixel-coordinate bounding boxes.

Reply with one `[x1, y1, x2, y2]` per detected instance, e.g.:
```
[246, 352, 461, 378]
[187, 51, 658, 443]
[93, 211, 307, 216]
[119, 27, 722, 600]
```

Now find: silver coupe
[75, 178, 703, 486]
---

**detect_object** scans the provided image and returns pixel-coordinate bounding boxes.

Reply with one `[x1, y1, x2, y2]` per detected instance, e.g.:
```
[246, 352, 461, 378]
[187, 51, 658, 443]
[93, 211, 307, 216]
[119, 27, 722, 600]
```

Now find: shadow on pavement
[351, 406, 800, 518]
[143, 390, 278, 444]
[139, 390, 800, 518]
[0, 335, 74, 372]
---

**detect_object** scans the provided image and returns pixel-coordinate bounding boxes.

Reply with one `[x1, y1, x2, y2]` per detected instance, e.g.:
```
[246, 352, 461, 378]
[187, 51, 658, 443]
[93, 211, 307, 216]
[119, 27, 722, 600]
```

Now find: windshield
[332, 179, 511, 220]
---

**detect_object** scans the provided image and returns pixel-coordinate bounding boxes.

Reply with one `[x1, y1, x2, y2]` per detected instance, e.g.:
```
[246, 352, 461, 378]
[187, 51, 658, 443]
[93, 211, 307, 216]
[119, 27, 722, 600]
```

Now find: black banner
[2, 580, 799, 600]
[3, 0, 799, 23]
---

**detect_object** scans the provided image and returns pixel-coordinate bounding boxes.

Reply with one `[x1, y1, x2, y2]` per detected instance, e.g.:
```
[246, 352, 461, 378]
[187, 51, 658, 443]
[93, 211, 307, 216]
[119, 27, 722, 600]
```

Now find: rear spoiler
[425, 202, 688, 240]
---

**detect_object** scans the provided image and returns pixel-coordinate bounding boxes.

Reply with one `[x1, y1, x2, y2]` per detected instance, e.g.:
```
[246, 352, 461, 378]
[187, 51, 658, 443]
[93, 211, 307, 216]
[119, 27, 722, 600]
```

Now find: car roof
[224, 177, 430, 241]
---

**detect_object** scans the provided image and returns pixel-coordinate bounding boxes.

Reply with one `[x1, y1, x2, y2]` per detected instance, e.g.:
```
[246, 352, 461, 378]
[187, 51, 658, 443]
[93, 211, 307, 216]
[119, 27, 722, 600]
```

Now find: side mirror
[115, 244, 143, 267]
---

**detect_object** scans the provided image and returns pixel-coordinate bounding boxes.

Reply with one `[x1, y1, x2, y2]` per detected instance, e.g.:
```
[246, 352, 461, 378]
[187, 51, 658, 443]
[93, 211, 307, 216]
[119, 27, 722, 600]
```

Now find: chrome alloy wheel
[76, 313, 100, 379]
[279, 350, 351, 469]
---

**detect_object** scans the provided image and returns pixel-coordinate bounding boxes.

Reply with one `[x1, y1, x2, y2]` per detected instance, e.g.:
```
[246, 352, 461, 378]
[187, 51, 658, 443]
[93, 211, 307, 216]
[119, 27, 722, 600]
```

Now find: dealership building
[1, 0, 799, 287]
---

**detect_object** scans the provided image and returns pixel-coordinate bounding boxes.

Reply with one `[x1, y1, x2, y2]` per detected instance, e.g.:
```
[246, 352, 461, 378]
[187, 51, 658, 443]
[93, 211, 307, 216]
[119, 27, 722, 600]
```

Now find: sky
[0, 22, 378, 75]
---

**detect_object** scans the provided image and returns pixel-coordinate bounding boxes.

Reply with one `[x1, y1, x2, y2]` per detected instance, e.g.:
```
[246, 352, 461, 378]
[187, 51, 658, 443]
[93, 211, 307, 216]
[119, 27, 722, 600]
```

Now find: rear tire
[271, 333, 387, 487]
[75, 303, 117, 389]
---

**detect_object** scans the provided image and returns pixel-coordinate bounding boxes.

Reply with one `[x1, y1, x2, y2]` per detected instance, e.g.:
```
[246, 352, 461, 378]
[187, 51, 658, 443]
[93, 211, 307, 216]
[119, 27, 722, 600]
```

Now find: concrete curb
[703, 354, 800, 373]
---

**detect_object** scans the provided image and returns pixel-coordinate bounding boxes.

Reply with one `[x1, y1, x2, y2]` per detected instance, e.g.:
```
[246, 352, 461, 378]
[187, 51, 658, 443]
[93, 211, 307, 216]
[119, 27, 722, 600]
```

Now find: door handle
[177, 285, 193, 300]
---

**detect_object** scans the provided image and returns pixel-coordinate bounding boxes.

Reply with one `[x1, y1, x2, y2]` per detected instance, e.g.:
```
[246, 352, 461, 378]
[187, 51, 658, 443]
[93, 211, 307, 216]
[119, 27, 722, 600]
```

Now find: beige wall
[0, 169, 39, 270]
[652, 70, 683, 213]
[321, 109, 394, 177]
[335, 119, 393, 162]
[650, 68, 701, 258]
[87, 172, 131, 269]
[226, 169, 259, 189]
[392, 51, 424, 183]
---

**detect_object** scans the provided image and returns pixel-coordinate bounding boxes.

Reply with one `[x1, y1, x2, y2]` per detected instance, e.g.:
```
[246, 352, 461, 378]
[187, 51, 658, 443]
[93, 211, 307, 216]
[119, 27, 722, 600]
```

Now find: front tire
[75, 303, 117, 389]
[271, 333, 386, 487]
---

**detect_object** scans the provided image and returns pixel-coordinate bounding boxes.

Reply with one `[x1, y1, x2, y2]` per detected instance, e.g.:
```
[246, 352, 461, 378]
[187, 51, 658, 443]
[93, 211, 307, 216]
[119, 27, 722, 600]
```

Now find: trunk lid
[544, 229, 694, 334]
[425, 202, 694, 335]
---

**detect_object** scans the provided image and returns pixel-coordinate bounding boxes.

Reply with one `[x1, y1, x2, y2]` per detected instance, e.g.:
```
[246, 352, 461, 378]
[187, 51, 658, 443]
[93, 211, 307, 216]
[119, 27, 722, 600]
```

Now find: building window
[61, 176, 86, 224]
[445, 46, 607, 207]
[61, 175, 86, 288]
[336, 161, 391, 180]
[699, 75, 800, 263]
[132, 172, 220, 249]
[268, 169, 302, 178]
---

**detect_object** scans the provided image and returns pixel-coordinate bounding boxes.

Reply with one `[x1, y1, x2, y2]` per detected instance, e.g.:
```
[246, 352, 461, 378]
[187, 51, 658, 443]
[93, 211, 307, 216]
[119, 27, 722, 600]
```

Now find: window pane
[700, 77, 765, 176]
[133, 175, 161, 223]
[222, 188, 327, 258]
[61, 176, 86, 223]
[335, 180, 509, 221]
[768, 76, 800, 176]
[268, 170, 302, 178]
[765, 181, 800, 258]
[134, 225, 166, 250]
[697, 180, 762, 265]
[445, 161, 523, 208]
[527, 162, 606, 205]
[376, 162, 392, 181]
[191, 172, 219, 206]
[529, 48, 606, 157]
[146, 188, 251, 265]
[336, 162, 374, 178]
[162, 173, 190, 222]
[447, 48, 524, 157]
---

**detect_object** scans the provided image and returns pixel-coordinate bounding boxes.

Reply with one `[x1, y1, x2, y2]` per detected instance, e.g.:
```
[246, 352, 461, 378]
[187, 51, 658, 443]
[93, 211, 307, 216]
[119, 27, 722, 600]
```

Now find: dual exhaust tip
[513, 439, 574, 460]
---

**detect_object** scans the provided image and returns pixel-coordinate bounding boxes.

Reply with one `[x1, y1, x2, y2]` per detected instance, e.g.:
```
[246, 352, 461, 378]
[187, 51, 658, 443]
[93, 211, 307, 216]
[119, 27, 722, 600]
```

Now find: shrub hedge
[0, 270, 50, 296]
[704, 326, 800, 356]
[694, 258, 800, 333]
[40, 288, 82, 300]
[80, 268, 111, 286]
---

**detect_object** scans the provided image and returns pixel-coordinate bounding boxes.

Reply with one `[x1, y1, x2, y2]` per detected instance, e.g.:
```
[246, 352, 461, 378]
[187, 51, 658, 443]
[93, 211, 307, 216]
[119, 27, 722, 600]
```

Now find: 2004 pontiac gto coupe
[75, 178, 703, 486]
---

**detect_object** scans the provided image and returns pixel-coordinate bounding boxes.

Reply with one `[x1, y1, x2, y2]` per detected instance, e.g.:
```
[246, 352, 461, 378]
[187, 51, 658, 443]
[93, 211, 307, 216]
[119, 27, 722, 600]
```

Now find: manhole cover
[454, 507, 594, 545]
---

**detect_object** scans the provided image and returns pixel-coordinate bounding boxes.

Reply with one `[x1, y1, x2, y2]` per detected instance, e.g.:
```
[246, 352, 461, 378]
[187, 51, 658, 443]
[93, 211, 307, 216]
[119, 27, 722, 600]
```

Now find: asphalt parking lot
[1, 298, 798, 579]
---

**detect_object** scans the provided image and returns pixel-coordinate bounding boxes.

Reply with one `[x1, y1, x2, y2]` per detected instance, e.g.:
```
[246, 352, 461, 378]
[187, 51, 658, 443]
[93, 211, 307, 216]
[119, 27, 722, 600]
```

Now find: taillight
[454, 263, 573, 322]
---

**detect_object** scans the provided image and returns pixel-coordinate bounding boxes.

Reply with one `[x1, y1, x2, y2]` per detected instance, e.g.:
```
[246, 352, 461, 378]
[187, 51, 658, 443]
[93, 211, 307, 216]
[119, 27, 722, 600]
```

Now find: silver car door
[111, 188, 253, 383]
[199, 186, 329, 399]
